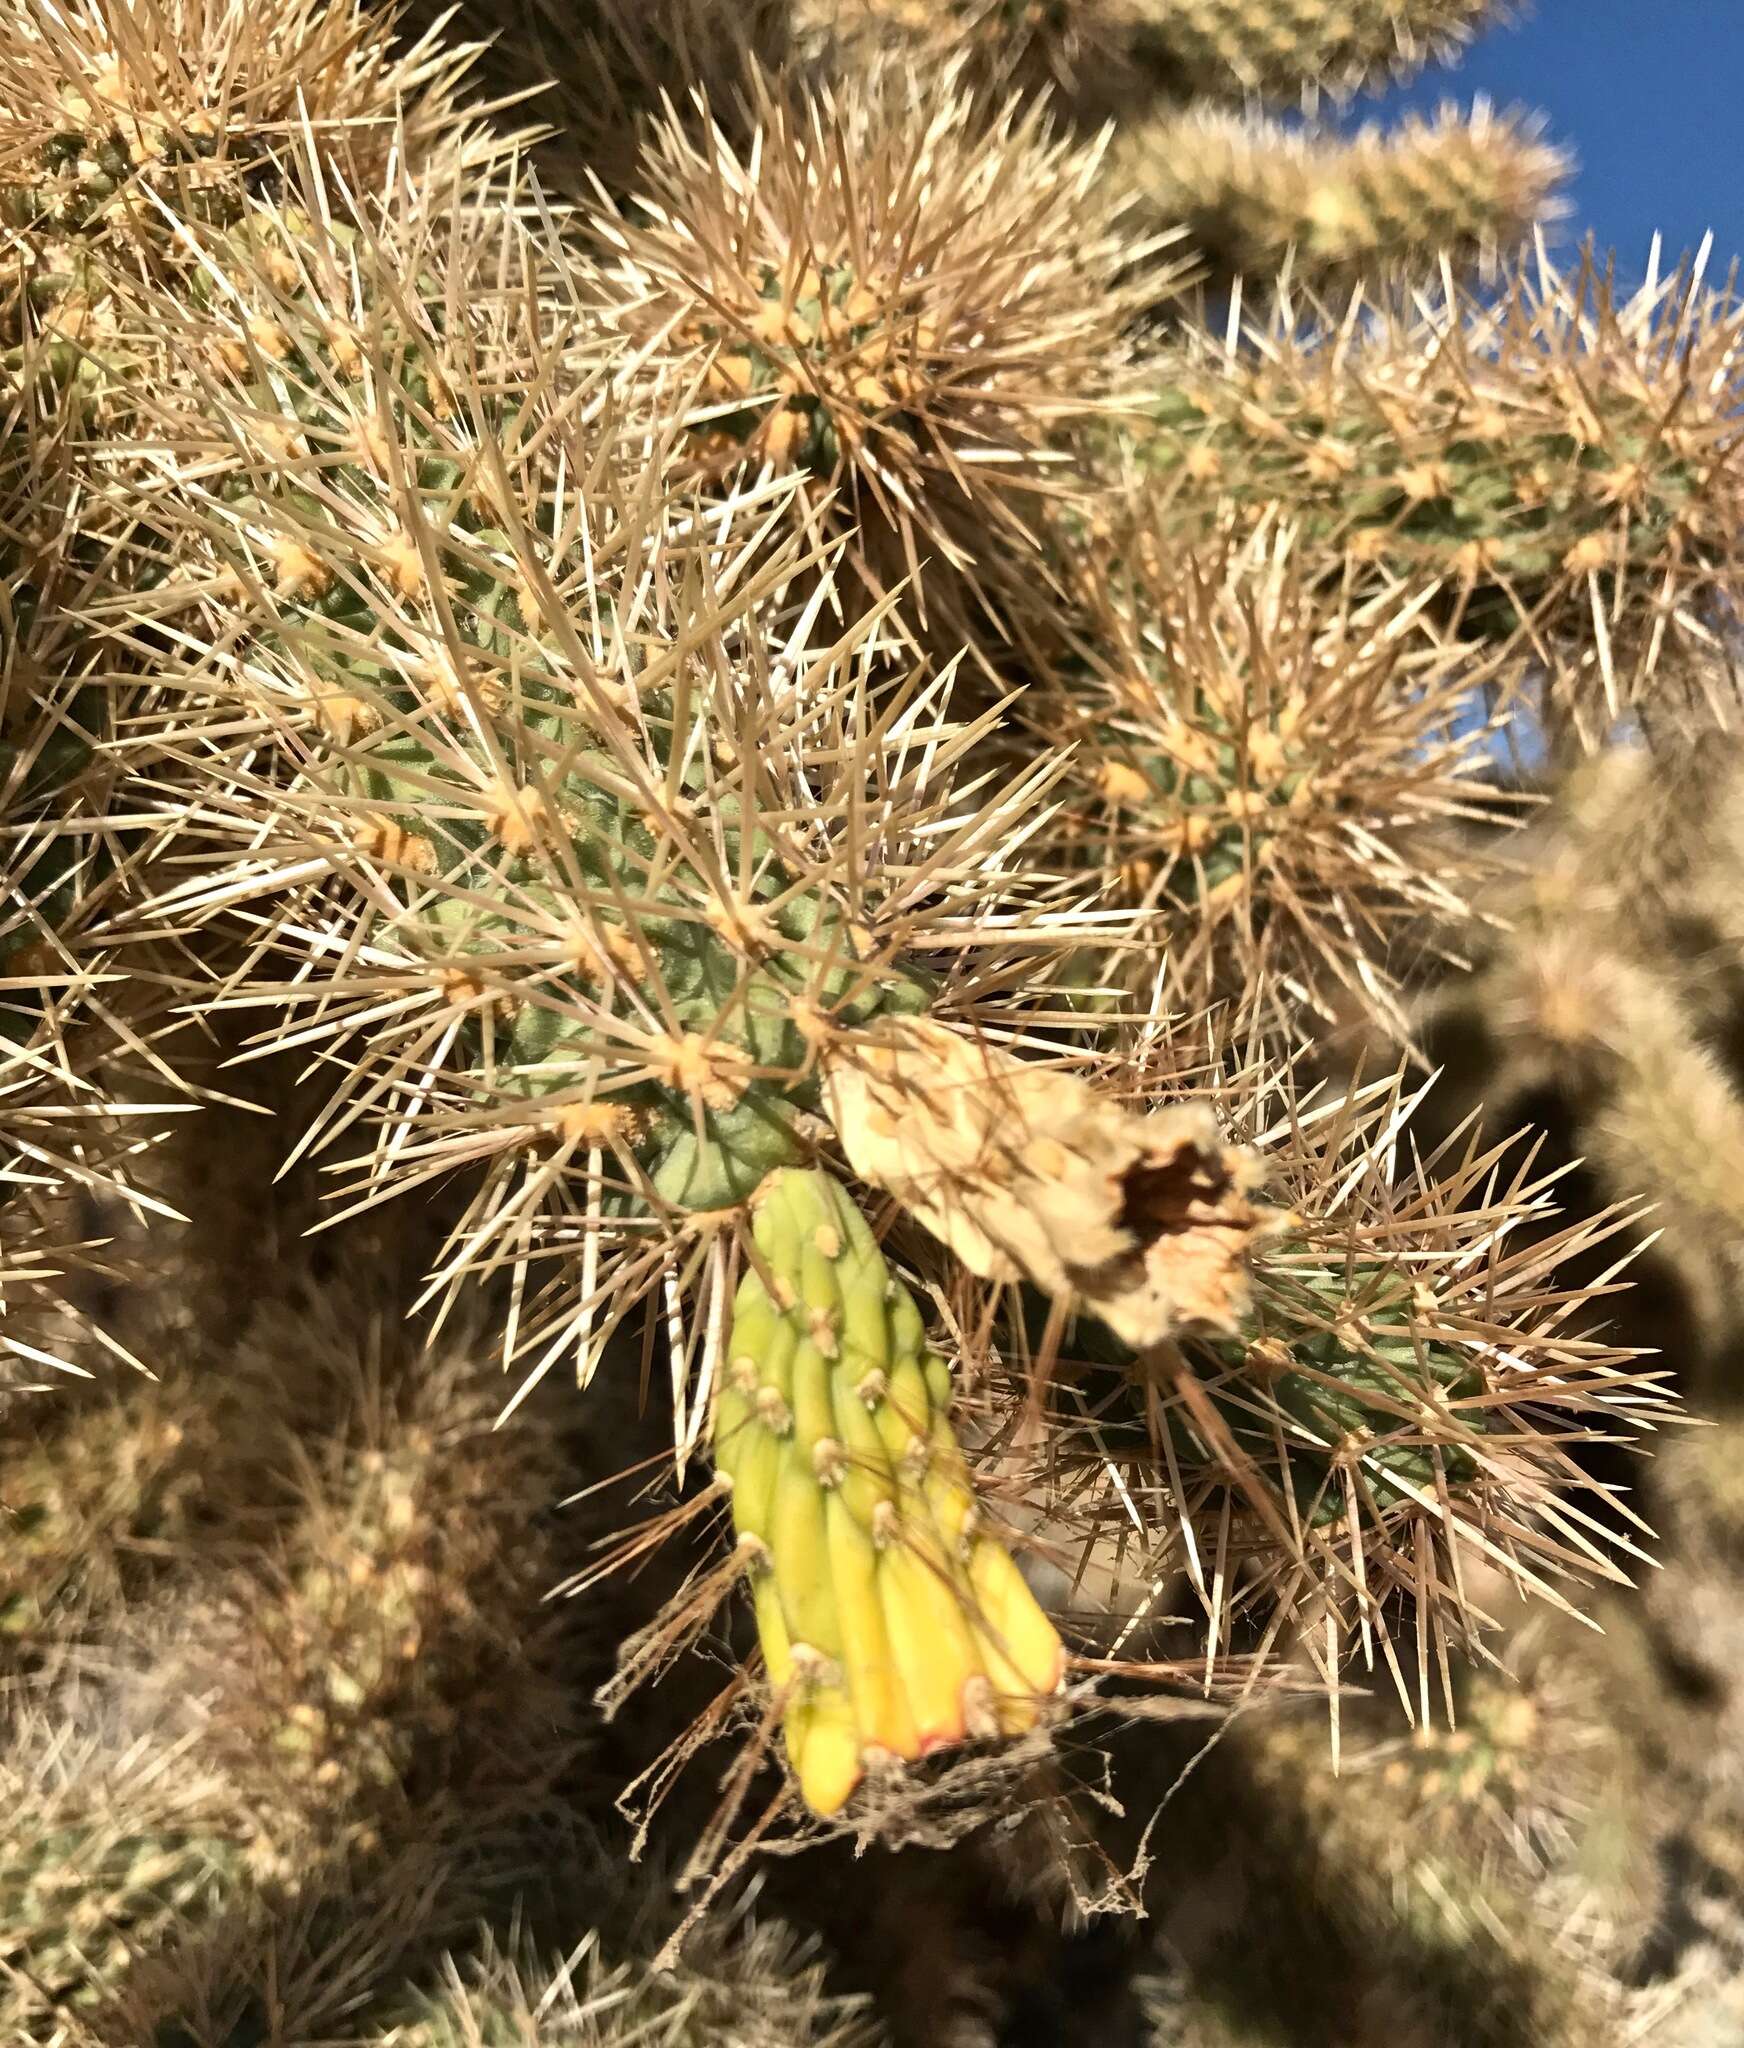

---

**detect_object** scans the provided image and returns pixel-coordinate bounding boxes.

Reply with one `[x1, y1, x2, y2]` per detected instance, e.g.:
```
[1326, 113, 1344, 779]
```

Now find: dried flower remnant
[1041, 1071, 1672, 1708]
[823, 1017, 1276, 1350]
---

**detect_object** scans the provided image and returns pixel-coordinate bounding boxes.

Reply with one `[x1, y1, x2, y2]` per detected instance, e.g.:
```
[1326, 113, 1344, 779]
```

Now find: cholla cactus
[798, 0, 1515, 119]
[5, 0, 1742, 2037]
[595, 62, 1158, 654]
[1117, 98, 1563, 288]
[1134, 252, 1744, 754]
[0, 1373, 218, 1649]
[1034, 516, 1524, 1034]
[796, 0, 1559, 291]
[0, 0, 508, 1375]
[0, 0, 491, 220]
[116, 162, 1206, 1415]
[145, 1288, 584, 1864]
[1391, 736, 1744, 1385]
[792, 0, 1161, 128]
[1118, 0, 1517, 105]
[0, 1711, 241, 2038]
[384, 1907, 876, 2047]
[1024, 1069, 1669, 1707]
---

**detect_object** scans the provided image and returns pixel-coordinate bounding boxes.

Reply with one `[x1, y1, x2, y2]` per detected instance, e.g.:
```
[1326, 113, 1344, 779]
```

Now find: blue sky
[1353, 1, 1744, 283]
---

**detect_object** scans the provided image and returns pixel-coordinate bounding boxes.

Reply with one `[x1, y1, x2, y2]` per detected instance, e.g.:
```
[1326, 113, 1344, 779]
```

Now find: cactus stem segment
[716, 1167, 1065, 1815]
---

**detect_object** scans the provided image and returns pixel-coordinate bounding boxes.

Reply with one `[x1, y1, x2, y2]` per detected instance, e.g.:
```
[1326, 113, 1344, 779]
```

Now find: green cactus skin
[346, 705, 931, 1210]
[1191, 1289, 1485, 1528]
[1118, 262, 1744, 746]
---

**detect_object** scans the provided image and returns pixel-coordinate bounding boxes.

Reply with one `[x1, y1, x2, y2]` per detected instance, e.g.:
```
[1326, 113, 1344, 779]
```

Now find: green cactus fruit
[715, 1167, 1064, 1816]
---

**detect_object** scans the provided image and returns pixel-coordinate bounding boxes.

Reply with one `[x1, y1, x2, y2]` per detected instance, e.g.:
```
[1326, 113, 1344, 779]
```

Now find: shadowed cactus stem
[383, 1919, 878, 2047]
[395, 0, 792, 201]
[0, 1703, 243, 2039]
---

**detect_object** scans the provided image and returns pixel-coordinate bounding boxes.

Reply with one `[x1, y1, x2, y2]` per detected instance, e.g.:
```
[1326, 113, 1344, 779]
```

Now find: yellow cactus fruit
[713, 1168, 1065, 1815]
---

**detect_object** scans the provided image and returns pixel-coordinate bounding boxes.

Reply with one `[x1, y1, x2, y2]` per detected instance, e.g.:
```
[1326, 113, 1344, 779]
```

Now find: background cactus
[395, 0, 793, 201]
[1130, 253, 1744, 754]
[0, 1709, 243, 2040]
[7, 0, 1744, 2043]
[1031, 517, 1524, 1035]
[1115, 97, 1563, 288]
[795, 0, 1561, 288]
